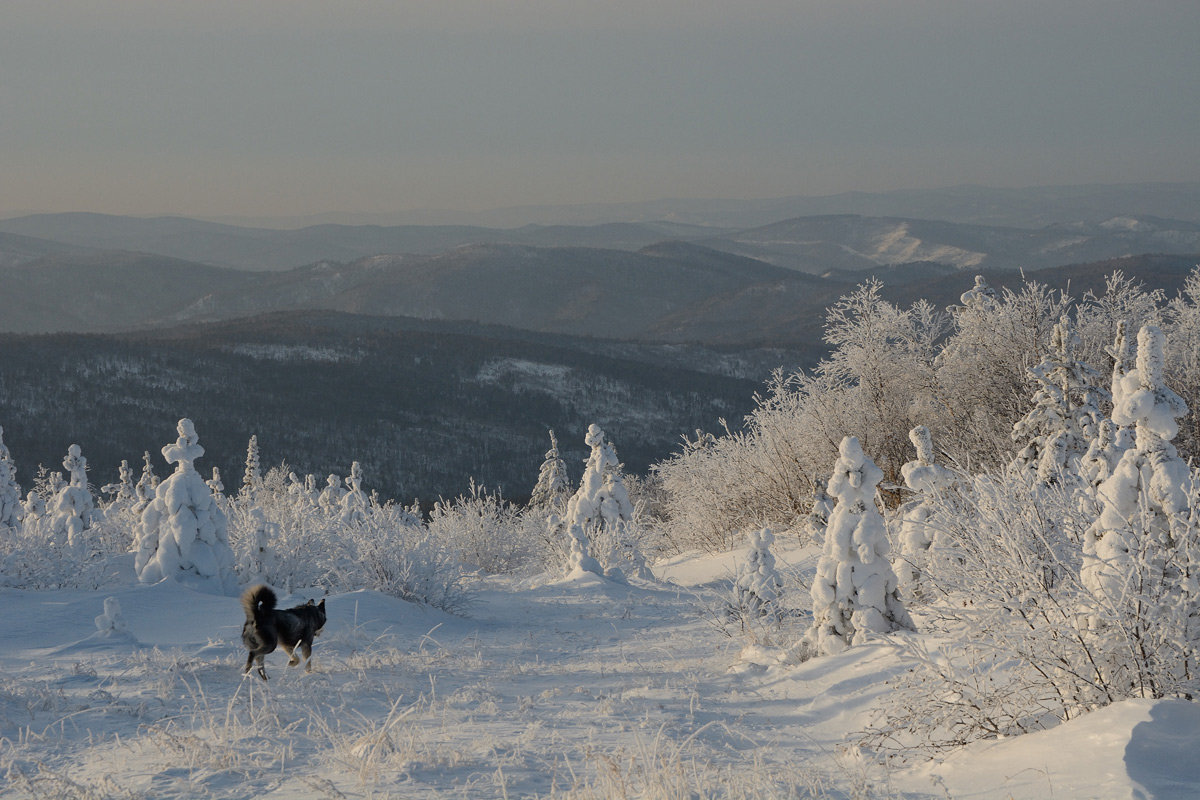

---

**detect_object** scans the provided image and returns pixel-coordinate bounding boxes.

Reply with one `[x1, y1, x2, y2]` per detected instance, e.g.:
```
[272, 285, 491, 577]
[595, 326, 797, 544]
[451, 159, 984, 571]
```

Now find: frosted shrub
[428, 480, 543, 575]
[801, 436, 913, 658]
[350, 507, 472, 614]
[864, 463, 1200, 756]
[224, 465, 470, 612]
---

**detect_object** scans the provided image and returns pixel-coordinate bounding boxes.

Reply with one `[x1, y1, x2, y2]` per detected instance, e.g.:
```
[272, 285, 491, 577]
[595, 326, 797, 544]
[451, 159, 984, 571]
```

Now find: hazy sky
[3, 0, 1198, 219]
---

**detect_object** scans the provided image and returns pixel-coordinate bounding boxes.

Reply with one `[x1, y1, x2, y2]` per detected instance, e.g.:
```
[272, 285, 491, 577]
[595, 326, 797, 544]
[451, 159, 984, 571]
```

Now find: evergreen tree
[729, 527, 783, 625]
[562, 424, 649, 581]
[894, 425, 955, 598]
[133, 451, 159, 515]
[1009, 316, 1107, 483]
[803, 436, 913, 657]
[340, 461, 368, 523]
[51, 444, 95, 555]
[242, 434, 262, 496]
[530, 429, 571, 511]
[0, 426, 21, 534]
[1083, 326, 1191, 602]
[133, 419, 237, 592]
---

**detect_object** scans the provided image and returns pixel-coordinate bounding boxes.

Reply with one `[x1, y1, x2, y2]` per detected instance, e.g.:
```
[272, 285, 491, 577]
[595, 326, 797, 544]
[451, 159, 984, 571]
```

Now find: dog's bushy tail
[241, 585, 277, 652]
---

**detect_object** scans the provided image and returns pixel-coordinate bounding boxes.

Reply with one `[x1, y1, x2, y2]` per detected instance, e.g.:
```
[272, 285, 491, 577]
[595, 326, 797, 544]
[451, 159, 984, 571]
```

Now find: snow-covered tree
[101, 459, 136, 507]
[1083, 325, 1192, 604]
[801, 477, 833, 545]
[340, 461, 368, 524]
[529, 429, 571, 512]
[0, 426, 21, 534]
[557, 511, 603, 578]
[133, 419, 237, 592]
[51, 444, 95, 555]
[561, 424, 649, 581]
[22, 490, 45, 522]
[938, 278, 1074, 467]
[803, 436, 914, 657]
[94, 597, 128, 637]
[1009, 316, 1107, 483]
[133, 451, 158, 515]
[1079, 419, 1132, 493]
[318, 474, 346, 513]
[729, 528, 783, 625]
[239, 507, 276, 580]
[958, 274, 997, 309]
[894, 425, 955, 598]
[242, 434, 262, 496]
[1164, 266, 1200, 456]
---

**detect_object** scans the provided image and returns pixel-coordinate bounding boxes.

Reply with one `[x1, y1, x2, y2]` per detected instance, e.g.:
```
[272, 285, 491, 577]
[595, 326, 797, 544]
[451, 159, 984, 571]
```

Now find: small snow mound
[913, 699, 1200, 799]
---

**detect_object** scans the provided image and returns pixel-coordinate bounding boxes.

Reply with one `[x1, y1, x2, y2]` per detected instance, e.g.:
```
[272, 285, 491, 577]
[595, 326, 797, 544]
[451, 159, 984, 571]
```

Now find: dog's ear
[318, 599, 326, 609]
[306, 599, 314, 606]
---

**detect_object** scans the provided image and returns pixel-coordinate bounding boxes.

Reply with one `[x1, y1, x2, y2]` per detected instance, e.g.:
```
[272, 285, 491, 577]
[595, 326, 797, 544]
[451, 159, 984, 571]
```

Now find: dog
[240, 585, 326, 680]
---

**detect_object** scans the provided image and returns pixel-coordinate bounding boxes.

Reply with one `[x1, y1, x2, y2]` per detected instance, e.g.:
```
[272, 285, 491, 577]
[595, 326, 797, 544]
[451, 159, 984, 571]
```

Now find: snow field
[4, 543, 1196, 798]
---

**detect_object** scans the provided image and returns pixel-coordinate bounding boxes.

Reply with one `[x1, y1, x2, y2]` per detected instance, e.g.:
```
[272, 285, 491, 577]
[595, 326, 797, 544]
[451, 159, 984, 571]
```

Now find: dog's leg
[244, 651, 255, 674]
[256, 655, 269, 680]
[300, 640, 314, 672]
[283, 642, 299, 666]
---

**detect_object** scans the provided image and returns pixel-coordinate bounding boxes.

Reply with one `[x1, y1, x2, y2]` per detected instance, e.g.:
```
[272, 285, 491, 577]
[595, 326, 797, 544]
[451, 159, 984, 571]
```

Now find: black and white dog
[240, 585, 326, 680]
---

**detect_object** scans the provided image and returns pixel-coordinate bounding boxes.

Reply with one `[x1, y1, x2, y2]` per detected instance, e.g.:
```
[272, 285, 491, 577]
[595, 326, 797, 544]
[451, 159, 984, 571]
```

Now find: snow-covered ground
[1, 547, 1197, 799]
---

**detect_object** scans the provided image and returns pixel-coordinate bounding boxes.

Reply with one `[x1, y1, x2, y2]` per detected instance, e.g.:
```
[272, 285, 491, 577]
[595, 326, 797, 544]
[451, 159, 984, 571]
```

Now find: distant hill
[0, 252, 249, 333]
[281, 181, 1200, 229]
[696, 214, 1200, 275]
[160, 242, 841, 348]
[0, 312, 765, 502]
[0, 213, 725, 272]
[5, 200, 1200, 275]
[0, 231, 96, 267]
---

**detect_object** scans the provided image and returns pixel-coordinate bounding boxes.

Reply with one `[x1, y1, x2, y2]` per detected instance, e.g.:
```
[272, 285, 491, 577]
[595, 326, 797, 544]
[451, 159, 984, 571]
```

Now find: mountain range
[2, 193, 1199, 342]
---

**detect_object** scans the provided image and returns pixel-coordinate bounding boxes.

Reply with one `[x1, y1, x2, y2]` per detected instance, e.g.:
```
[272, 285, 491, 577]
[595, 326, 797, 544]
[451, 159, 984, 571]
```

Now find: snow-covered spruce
[1009, 316, 1107, 484]
[318, 474, 346, 513]
[339, 461, 368, 524]
[729, 527, 783, 625]
[560, 424, 650, 581]
[51, 444, 95, 556]
[0, 426, 21, 533]
[959, 274, 997, 309]
[242, 434, 262, 496]
[133, 419, 237, 593]
[802, 436, 913, 657]
[239, 506, 276, 580]
[1083, 325, 1191, 604]
[894, 425, 955, 598]
[133, 451, 158, 515]
[1079, 419, 1131, 492]
[801, 477, 833, 545]
[529, 429, 571, 512]
[101, 459, 137, 508]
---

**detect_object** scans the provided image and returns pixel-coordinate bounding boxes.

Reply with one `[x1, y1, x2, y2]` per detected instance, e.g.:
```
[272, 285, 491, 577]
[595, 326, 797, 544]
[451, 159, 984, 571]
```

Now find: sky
[2, 0, 1198, 220]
